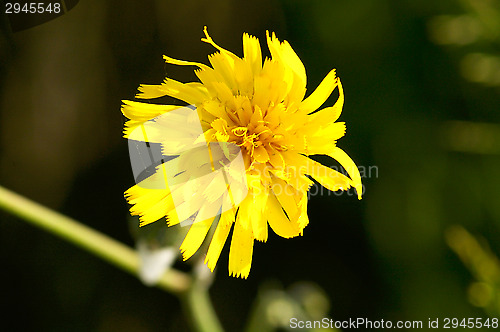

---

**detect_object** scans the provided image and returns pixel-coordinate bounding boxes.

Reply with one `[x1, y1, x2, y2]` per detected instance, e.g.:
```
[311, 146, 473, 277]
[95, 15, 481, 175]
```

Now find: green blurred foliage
[447, 225, 500, 317]
[1, 0, 500, 331]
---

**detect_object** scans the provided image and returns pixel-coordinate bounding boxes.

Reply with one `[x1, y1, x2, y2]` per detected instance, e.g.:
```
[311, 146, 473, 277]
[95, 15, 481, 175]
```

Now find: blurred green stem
[0, 185, 224, 332]
[182, 279, 224, 332]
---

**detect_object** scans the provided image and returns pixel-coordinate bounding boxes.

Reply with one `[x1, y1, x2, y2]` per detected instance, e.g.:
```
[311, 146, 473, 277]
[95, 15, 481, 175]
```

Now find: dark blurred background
[1, 0, 500, 331]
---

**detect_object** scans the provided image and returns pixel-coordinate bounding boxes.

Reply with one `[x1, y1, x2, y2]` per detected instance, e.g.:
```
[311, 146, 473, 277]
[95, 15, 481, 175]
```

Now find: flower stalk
[0, 185, 224, 332]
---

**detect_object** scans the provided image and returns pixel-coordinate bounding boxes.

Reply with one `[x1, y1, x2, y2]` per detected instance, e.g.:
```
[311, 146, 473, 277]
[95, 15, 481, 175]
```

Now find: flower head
[123, 27, 362, 278]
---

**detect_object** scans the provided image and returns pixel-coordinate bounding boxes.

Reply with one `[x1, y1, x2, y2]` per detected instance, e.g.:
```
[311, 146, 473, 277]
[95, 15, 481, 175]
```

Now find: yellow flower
[122, 27, 362, 278]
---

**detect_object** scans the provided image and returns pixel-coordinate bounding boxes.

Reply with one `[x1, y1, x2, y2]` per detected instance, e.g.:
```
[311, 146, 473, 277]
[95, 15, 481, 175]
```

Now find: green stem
[0, 185, 225, 331]
[182, 280, 225, 332]
[0, 185, 193, 292]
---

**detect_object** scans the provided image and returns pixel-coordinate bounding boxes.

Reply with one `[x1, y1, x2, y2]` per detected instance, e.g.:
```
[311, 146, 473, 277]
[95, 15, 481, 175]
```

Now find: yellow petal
[234, 95, 253, 125]
[266, 31, 306, 89]
[301, 122, 346, 155]
[234, 59, 254, 96]
[166, 210, 180, 227]
[211, 81, 237, 110]
[125, 183, 175, 227]
[211, 118, 229, 141]
[253, 145, 270, 163]
[252, 213, 268, 243]
[121, 101, 182, 138]
[201, 26, 239, 61]
[280, 152, 315, 192]
[268, 147, 286, 170]
[284, 73, 307, 110]
[228, 216, 254, 278]
[296, 193, 309, 230]
[253, 58, 288, 108]
[235, 194, 253, 230]
[121, 100, 179, 121]
[317, 122, 346, 141]
[127, 118, 192, 144]
[125, 183, 162, 205]
[327, 147, 363, 199]
[163, 54, 211, 71]
[309, 77, 344, 121]
[250, 104, 264, 126]
[201, 100, 234, 125]
[209, 52, 236, 87]
[136, 79, 209, 105]
[243, 33, 262, 74]
[299, 70, 338, 114]
[271, 177, 301, 223]
[179, 214, 215, 261]
[332, 78, 344, 121]
[202, 172, 229, 203]
[302, 122, 345, 155]
[195, 67, 221, 96]
[249, 187, 269, 242]
[205, 209, 235, 271]
[279, 41, 307, 87]
[253, 71, 272, 109]
[266, 191, 302, 238]
[307, 161, 353, 192]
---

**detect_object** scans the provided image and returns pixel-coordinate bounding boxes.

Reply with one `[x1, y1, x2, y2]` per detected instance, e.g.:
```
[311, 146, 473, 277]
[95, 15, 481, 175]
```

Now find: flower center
[206, 101, 290, 166]
[232, 127, 266, 156]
